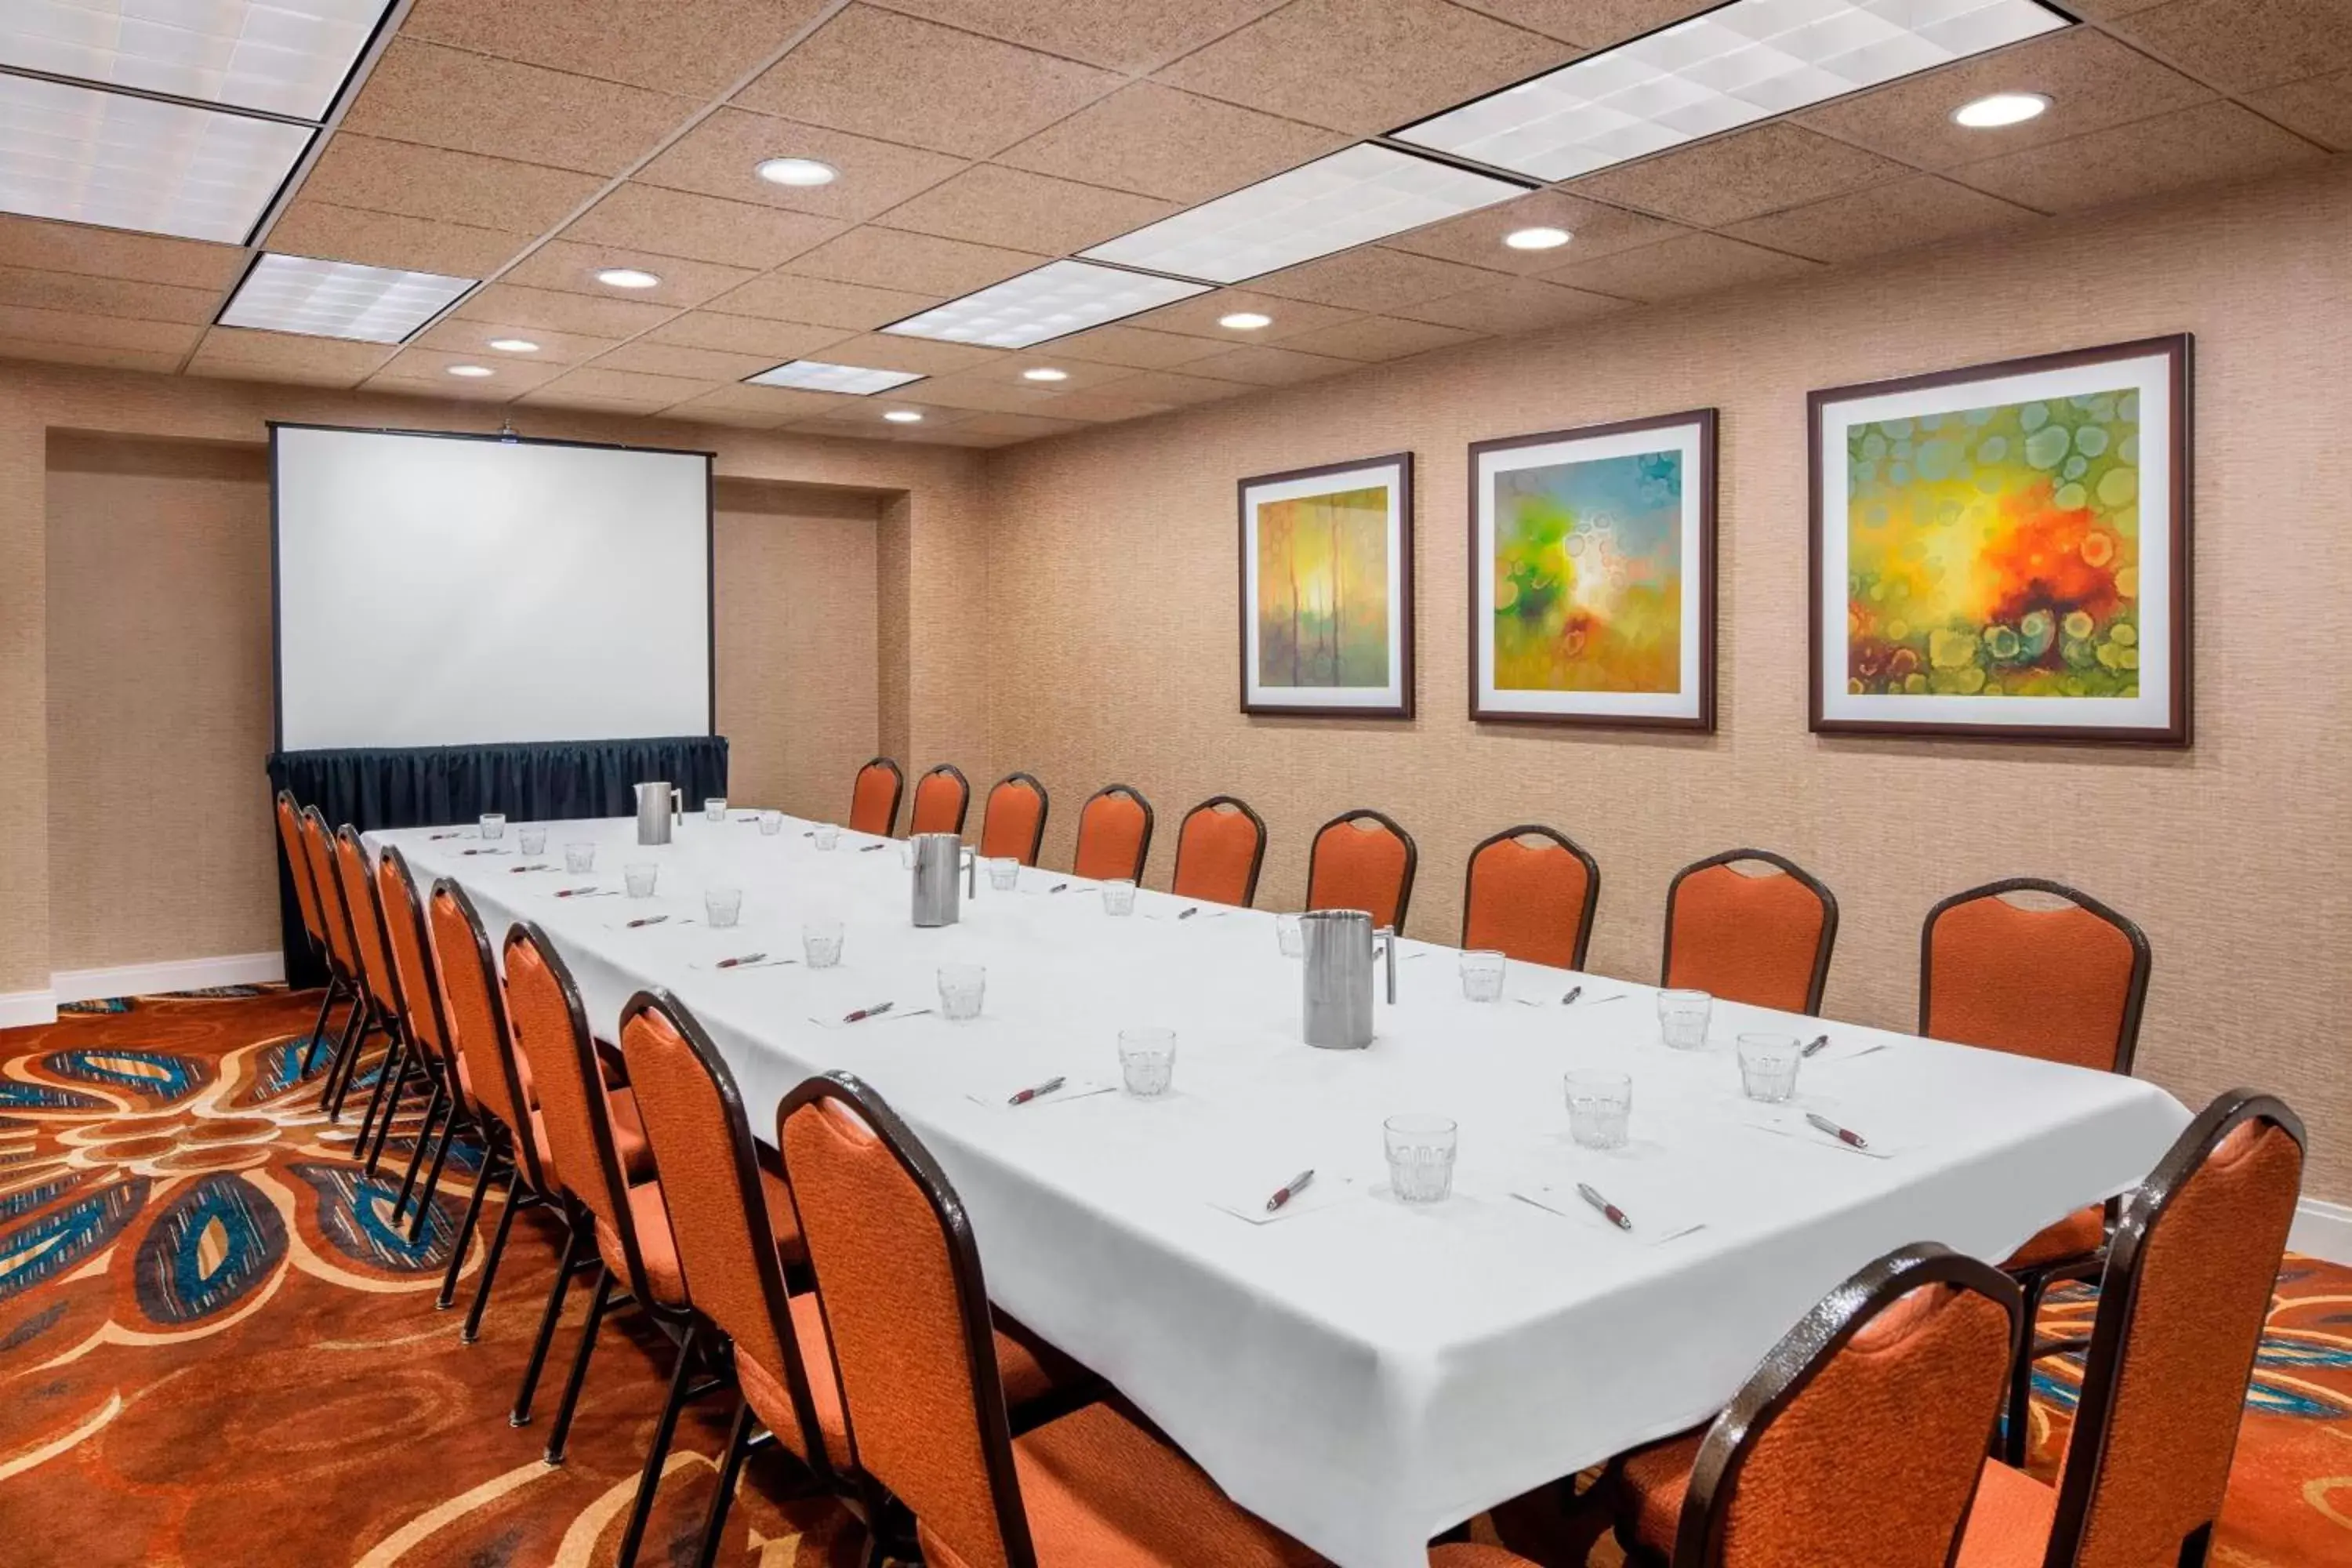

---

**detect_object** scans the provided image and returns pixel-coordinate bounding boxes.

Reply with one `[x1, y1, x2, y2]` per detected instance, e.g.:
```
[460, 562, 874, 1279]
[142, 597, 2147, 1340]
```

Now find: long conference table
[378, 812, 2190, 1568]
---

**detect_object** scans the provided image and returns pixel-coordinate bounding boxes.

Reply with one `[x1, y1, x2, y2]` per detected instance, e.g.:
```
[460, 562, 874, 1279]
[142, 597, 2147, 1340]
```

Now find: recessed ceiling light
[1504, 226, 1572, 251]
[883, 409, 924, 423]
[1953, 92, 2051, 129]
[1219, 311, 1273, 331]
[1395, 0, 2067, 182]
[446, 364, 493, 377]
[1021, 367, 1069, 382]
[757, 157, 839, 187]
[884, 260, 1209, 350]
[748, 360, 926, 394]
[219, 253, 475, 343]
[0, 0, 398, 121]
[487, 338, 539, 353]
[595, 267, 662, 289]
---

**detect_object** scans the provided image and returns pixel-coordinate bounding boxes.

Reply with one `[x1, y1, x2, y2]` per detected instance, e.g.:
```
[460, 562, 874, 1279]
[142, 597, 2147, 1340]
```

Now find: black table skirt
[267, 735, 728, 989]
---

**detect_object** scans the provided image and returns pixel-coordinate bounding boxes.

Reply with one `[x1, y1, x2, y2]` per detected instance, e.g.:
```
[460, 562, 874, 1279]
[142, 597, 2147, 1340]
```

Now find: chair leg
[2004, 1270, 2050, 1466]
[325, 1002, 379, 1120]
[354, 1029, 408, 1157]
[363, 1047, 419, 1175]
[513, 1215, 590, 1427]
[691, 1396, 758, 1568]
[299, 979, 339, 1073]
[461, 1166, 524, 1344]
[390, 1082, 446, 1221]
[616, 1322, 702, 1568]
[320, 997, 370, 1115]
[543, 1265, 614, 1466]
[437, 1148, 499, 1311]
[412, 1109, 467, 1247]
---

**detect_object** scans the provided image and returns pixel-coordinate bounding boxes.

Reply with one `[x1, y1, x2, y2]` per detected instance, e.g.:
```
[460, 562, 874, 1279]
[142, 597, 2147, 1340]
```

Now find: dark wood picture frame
[1467, 409, 1717, 731]
[1236, 451, 1416, 719]
[1807, 335, 2192, 746]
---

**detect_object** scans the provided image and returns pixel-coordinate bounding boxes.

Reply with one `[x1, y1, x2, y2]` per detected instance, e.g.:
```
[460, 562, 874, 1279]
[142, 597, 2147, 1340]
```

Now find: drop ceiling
[0, 0, 2343, 449]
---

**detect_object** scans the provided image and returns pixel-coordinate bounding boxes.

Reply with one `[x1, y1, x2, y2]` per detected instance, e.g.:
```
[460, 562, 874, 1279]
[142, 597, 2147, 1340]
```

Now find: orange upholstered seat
[1171, 796, 1267, 907]
[910, 763, 972, 837]
[1073, 784, 1153, 882]
[1661, 850, 1838, 1014]
[1922, 879, 2149, 1074]
[1461, 825, 1600, 971]
[2002, 1203, 2105, 1269]
[1307, 809, 1417, 931]
[1953, 1460, 2056, 1568]
[848, 757, 904, 837]
[980, 772, 1051, 866]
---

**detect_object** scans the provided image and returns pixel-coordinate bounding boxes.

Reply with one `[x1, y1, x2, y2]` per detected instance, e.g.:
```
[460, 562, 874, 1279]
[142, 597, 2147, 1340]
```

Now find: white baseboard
[0, 989, 58, 1029]
[49, 951, 285, 1007]
[2292, 1198, 2352, 1265]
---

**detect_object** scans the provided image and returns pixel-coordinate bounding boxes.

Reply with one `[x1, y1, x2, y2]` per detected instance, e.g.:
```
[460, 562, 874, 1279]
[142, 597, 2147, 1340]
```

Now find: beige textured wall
[984, 161, 2352, 1200]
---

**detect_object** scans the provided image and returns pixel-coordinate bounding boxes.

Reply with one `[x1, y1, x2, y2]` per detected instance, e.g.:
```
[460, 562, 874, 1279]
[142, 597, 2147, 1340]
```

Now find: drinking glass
[624, 862, 658, 898]
[757, 811, 784, 837]
[938, 963, 986, 1022]
[1565, 1069, 1633, 1150]
[812, 825, 840, 851]
[1118, 1027, 1176, 1097]
[705, 887, 743, 929]
[1657, 989, 1712, 1051]
[1384, 1114, 1458, 1204]
[802, 919, 844, 969]
[1459, 949, 1506, 1003]
[1101, 879, 1137, 916]
[985, 857, 1021, 891]
[518, 826, 547, 855]
[1737, 1033, 1804, 1103]
[704, 797, 727, 822]
[478, 812, 506, 840]
[1276, 913, 1305, 959]
[564, 842, 596, 875]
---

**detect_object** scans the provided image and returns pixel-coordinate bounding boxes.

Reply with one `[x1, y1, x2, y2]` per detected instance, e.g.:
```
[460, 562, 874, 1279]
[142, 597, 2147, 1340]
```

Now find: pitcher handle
[961, 844, 977, 898]
[1376, 925, 1397, 1004]
[670, 786, 684, 824]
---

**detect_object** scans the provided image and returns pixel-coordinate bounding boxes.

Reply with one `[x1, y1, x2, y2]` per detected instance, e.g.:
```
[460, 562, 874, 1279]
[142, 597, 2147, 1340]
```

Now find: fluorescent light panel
[1082, 143, 1526, 285]
[220, 252, 473, 341]
[0, 70, 310, 241]
[2, 0, 394, 120]
[747, 360, 925, 394]
[1395, 0, 2069, 182]
[884, 259, 1208, 349]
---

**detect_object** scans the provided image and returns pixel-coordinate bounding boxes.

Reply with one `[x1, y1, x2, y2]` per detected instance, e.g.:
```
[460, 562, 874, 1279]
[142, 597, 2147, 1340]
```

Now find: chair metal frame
[274, 790, 351, 1076]
[851, 757, 906, 837]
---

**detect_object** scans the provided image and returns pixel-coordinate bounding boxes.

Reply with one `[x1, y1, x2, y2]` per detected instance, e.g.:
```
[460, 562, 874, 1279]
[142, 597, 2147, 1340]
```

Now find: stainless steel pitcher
[911, 832, 976, 927]
[634, 781, 684, 846]
[1301, 909, 1397, 1050]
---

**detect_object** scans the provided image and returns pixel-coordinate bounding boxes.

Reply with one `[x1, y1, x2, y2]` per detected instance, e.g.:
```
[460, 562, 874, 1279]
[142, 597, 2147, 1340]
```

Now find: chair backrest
[1920, 879, 2150, 1076]
[978, 773, 1049, 866]
[1306, 809, 1418, 931]
[299, 806, 360, 980]
[332, 824, 404, 1015]
[1461, 825, 1600, 971]
[2040, 1091, 2305, 1568]
[374, 846, 453, 1079]
[849, 757, 904, 837]
[779, 1073, 1036, 1568]
[1662, 850, 1838, 1014]
[1072, 783, 1153, 883]
[909, 763, 971, 837]
[424, 880, 546, 1189]
[1171, 795, 1268, 908]
[1671, 1243, 2020, 1568]
[619, 990, 830, 1471]
[274, 790, 327, 950]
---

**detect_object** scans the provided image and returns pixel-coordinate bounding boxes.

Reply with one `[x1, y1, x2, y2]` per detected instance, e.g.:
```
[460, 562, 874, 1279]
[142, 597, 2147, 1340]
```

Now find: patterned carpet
[2, 991, 2347, 1567]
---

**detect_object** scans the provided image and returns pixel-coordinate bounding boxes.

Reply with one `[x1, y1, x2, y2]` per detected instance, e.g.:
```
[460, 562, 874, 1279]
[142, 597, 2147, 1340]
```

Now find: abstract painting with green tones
[1845, 387, 2142, 700]
[1254, 484, 1392, 688]
[1492, 451, 1682, 693]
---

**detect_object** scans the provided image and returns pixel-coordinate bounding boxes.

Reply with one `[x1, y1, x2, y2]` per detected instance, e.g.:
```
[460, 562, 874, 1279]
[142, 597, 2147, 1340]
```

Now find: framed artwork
[1468, 410, 1715, 729]
[1810, 335, 2191, 745]
[1238, 452, 1415, 717]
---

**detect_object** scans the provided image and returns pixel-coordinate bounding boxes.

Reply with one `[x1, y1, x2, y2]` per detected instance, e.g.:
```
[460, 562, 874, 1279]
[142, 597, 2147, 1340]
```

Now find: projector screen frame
[266, 419, 718, 751]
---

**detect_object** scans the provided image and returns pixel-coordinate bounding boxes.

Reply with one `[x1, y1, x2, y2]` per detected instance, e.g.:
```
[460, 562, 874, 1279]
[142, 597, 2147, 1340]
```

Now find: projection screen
[271, 424, 713, 751]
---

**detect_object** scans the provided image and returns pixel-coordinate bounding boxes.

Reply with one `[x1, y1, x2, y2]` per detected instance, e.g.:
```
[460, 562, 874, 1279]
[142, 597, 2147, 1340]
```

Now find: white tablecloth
[376, 815, 2189, 1568]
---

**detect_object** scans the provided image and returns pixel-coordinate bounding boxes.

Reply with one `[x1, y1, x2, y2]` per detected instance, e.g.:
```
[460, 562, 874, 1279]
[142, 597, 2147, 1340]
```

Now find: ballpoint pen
[858, 843, 887, 852]
[715, 953, 767, 969]
[1178, 906, 1200, 920]
[844, 1001, 895, 1023]
[509, 862, 550, 873]
[1265, 1169, 1315, 1213]
[1561, 985, 1582, 1004]
[1801, 1033, 1831, 1058]
[1577, 1181, 1632, 1231]
[625, 914, 668, 929]
[1007, 1076, 1065, 1106]
[553, 886, 599, 898]
[1806, 1112, 1870, 1149]
[1047, 883, 1069, 894]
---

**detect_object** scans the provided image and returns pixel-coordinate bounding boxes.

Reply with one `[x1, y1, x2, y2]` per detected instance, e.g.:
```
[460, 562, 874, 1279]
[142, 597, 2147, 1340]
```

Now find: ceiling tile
[1037, 324, 1221, 369]
[645, 310, 857, 358]
[1125, 289, 1359, 342]
[0, 304, 204, 354]
[862, 0, 1289, 71]
[412, 318, 619, 364]
[710, 271, 943, 329]
[946, 411, 1104, 440]
[0, 266, 218, 325]
[452, 281, 681, 338]
[2108, 0, 2352, 92]
[994, 83, 1351, 205]
[732, 5, 1123, 158]
[1563, 122, 1911, 227]
[793, 399, 976, 434]
[399, 0, 830, 100]
[266, 200, 525, 278]
[670, 381, 861, 420]
[300, 134, 604, 234]
[0, 216, 245, 290]
[1446, 1, 1700, 45]
[1273, 314, 1485, 361]
[564, 185, 846, 270]
[1250, 247, 1512, 314]
[1721, 175, 2042, 263]
[665, 391, 837, 429]
[586, 340, 782, 381]
[782, 227, 1046, 297]
[1798, 27, 2215, 172]
[500, 242, 757, 307]
[1094, 368, 1254, 407]
[1173, 343, 1359, 387]
[801, 332, 1010, 376]
[337, 38, 694, 178]
[0, 339, 186, 374]
[535, 366, 717, 408]
[950, 354, 1142, 391]
[517, 384, 678, 414]
[1541, 231, 1820, 301]
[368, 347, 563, 393]
[186, 328, 400, 388]
[637, 110, 970, 223]
[1000, 390, 1178, 424]
[1381, 191, 1685, 272]
[2060, 0, 2171, 14]
[1397, 276, 1627, 334]
[2244, 70, 2352, 151]
[869, 371, 1065, 414]
[876, 166, 1179, 255]
[1156, 0, 1569, 136]
[1950, 100, 2327, 213]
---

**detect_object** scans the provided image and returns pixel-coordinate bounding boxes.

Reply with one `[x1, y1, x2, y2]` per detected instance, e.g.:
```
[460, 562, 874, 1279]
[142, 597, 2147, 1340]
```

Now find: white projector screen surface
[273, 426, 713, 750]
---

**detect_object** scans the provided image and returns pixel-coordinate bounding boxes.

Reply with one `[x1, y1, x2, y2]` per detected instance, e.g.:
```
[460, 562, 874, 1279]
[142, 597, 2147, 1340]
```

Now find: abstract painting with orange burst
[1810, 337, 2190, 744]
[1239, 452, 1414, 717]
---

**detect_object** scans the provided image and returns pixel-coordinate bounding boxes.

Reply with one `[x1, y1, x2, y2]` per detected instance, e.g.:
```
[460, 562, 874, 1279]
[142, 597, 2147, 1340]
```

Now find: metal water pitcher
[1301, 909, 1397, 1051]
[634, 781, 684, 845]
[911, 832, 976, 927]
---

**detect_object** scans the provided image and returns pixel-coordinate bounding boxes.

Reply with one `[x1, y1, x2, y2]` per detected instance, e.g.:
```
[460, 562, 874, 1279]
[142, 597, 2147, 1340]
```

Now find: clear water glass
[986, 857, 1021, 891]
[518, 826, 547, 855]
[623, 862, 658, 898]
[1737, 1033, 1804, 1103]
[1459, 949, 1506, 1003]
[812, 825, 840, 851]
[564, 842, 595, 874]
[1565, 1069, 1633, 1150]
[478, 812, 506, 840]
[757, 811, 784, 837]
[1385, 1114, 1458, 1203]
[1658, 989, 1712, 1051]
[1118, 1027, 1176, 1097]
[705, 887, 743, 929]
[802, 919, 844, 969]
[1276, 913, 1305, 959]
[938, 963, 986, 1022]
[1101, 879, 1137, 916]
[704, 797, 727, 822]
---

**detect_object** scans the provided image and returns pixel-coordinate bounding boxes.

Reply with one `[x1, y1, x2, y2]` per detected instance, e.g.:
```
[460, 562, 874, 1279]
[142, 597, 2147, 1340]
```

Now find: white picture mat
[274, 426, 713, 750]
[1240, 462, 1409, 710]
[1815, 352, 2174, 731]
[1475, 423, 1707, 720]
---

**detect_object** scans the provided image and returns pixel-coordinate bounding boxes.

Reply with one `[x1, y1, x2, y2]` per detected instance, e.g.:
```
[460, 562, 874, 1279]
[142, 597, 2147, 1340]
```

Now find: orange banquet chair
[372, 844, 469, 1236]
[328, 822, 416, 1149]
[848, 756, 904, 837]
[274, 790, 350, 1075]
[776, 1071, 1530, 1568]
[1608, 1243, 2021, 1568]
[1922, 877, 2152, 1463]
[908, 762, 971, 837]
[1956, 1090, 2304, 1568]
[1307, 808, 1418, 932]
[1660, 849, 1838, 1014]
[1171, 794, 1269, 908]
[1072, 782, 1153, 882]
[1461, 825, 1601, 971]
[979, 771, 1051, 866]
[297, 805, 374, 1115]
